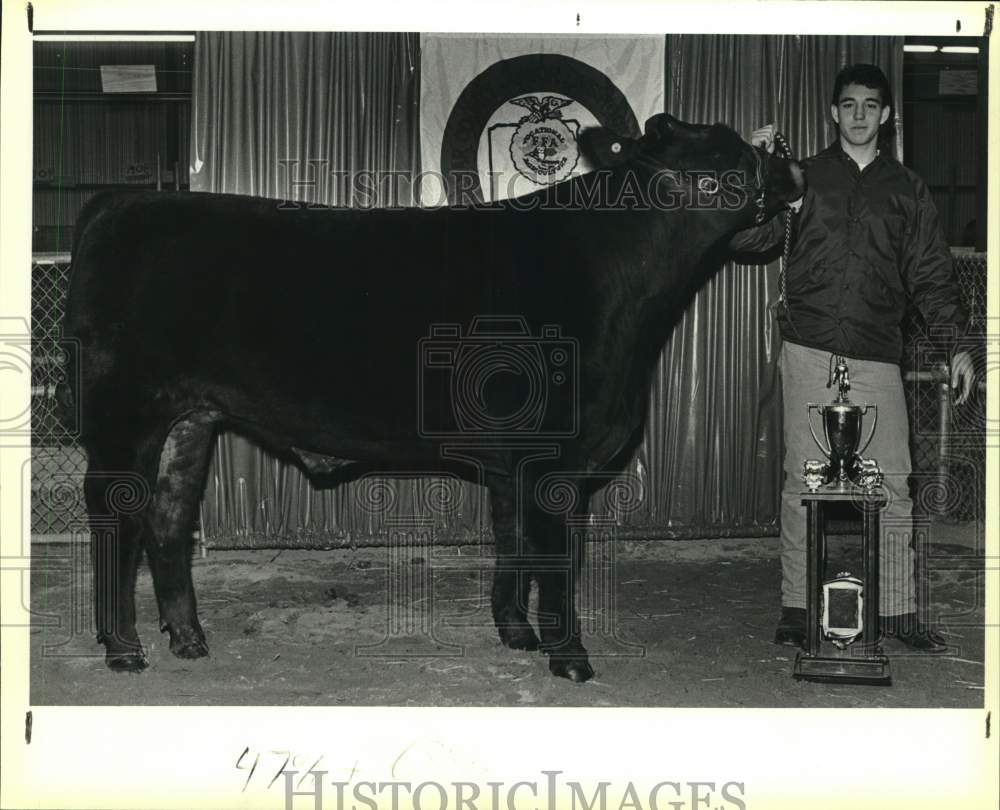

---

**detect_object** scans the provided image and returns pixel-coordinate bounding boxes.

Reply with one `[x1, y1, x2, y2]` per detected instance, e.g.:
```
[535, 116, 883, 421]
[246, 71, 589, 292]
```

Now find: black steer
[61, 113, 803, 681]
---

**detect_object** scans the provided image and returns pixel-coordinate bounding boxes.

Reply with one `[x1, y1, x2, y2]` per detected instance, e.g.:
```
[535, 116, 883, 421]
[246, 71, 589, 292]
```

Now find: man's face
[831, 82, 890, 148]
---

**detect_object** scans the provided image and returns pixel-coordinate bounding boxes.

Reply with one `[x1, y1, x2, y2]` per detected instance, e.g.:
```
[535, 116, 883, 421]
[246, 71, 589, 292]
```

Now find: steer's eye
[698, 176, 719, 195]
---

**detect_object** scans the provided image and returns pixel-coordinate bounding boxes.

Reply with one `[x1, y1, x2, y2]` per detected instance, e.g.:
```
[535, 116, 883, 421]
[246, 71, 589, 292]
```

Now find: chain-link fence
[32, 254, 76, 442]
[29, 251, 989, 538]
[31, 254, 88, 537]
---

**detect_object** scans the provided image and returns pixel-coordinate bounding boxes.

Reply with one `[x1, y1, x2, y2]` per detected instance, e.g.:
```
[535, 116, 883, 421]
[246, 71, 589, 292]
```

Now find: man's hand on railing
[950, 350, 975, 405]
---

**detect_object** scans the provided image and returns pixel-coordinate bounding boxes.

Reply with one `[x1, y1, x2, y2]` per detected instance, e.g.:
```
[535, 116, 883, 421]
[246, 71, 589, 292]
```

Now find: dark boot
[773, 606, 807, 647]
[881, 612, 948, 653]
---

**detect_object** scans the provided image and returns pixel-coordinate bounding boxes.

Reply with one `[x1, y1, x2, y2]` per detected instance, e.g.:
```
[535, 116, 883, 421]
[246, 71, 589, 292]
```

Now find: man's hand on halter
[751, 123, 777, 153]
[750, 123, 803, 211]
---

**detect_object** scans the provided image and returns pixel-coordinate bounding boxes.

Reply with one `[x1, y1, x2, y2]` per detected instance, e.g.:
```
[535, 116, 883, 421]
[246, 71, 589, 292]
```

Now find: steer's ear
[577, 127, 638, 168]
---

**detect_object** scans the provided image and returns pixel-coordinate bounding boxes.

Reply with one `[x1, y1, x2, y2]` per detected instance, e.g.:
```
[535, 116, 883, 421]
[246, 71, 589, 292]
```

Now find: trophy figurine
[803, 358, 883, 492]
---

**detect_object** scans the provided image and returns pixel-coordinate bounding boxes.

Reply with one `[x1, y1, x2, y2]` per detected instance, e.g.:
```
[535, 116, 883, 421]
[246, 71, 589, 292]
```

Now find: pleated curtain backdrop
[190, 32, 901, 546]
[191, 32, 420, 203]
[188, 32, 474, 547]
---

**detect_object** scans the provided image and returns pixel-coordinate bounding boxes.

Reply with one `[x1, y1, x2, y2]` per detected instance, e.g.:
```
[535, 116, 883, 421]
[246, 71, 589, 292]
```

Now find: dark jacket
[730, 141, 967, 364]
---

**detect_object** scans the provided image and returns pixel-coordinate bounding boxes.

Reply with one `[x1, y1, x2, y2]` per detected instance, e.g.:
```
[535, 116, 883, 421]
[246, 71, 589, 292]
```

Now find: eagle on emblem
[510, 95, 574, 123]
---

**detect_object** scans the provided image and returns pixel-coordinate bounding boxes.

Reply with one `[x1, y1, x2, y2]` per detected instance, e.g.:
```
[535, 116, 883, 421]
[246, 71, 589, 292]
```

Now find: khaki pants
[779, 341, 916, 616]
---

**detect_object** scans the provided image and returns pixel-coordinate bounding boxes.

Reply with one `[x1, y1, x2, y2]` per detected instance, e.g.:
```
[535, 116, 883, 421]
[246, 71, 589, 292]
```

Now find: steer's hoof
[498, 623, 540, 651]
[167, 625, 209, 660]
[105, 650, 149, 673]
[547, 652, 595, 682]
[100, 631, 148, 672]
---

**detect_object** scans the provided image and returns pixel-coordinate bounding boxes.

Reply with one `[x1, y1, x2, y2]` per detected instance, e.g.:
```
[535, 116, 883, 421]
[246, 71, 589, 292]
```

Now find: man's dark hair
[831, 63, 896, 155]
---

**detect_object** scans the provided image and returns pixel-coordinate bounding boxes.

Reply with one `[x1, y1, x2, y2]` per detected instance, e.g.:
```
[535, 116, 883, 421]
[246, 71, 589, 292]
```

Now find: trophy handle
[858, 403, 878, 455]
[807, 404, 830, 455]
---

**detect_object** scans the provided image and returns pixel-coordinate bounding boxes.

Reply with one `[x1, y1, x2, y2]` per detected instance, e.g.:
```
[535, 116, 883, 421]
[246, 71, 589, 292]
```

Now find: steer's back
[65, 190, 610, 453]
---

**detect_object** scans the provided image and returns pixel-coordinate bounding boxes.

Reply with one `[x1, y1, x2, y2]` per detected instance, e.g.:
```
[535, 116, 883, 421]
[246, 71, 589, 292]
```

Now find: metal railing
[902, 250, 988, 523]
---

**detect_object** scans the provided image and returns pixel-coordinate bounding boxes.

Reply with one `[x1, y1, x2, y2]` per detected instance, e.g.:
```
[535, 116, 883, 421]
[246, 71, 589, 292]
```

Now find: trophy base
[802, 457, 884, 494]
[793, 651, 892, 685]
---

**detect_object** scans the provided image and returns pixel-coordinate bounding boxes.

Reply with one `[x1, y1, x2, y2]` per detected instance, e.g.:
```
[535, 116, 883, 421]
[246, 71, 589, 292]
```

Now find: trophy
[803, 358, 883, 492]
[794, 356, 890, 685]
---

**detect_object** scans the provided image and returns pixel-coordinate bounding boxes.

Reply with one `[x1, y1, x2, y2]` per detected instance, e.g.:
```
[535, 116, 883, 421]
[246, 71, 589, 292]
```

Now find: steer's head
[578, 113, 804, 228]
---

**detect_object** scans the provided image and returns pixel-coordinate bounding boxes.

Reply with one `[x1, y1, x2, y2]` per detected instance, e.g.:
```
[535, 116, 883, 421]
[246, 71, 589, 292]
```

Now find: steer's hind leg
[487, 473, 539, 651]
[144, 412, 219, 660]
[84, 446, 151, 673]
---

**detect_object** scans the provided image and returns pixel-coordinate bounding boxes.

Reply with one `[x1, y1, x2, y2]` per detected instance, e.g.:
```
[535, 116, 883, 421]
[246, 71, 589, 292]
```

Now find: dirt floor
[29, 521, 986, 707]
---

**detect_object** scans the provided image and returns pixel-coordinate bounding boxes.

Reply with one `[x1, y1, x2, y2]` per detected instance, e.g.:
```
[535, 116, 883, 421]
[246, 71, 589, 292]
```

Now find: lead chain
[773, 131, 795, 313]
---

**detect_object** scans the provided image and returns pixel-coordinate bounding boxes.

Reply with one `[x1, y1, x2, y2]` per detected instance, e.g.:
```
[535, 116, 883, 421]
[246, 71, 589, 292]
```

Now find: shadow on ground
[29, 522, 985, 707]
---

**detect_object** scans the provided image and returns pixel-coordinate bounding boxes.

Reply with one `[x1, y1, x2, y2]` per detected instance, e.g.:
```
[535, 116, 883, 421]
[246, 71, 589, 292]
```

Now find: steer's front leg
[529, 493, 593, 682]
[487, 473, 539, 651]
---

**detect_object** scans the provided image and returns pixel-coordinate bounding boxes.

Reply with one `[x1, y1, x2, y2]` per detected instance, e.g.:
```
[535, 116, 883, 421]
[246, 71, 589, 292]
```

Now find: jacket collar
[819, 139, 887, 169]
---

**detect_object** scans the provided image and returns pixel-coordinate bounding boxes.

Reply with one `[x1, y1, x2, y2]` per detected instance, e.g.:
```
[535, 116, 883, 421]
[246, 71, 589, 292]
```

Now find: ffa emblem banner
[420, 34, 665, 205]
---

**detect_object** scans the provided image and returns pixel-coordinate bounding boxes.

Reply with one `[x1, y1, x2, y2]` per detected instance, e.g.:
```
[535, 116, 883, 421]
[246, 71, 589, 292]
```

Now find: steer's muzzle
[765, 152, 806, 207]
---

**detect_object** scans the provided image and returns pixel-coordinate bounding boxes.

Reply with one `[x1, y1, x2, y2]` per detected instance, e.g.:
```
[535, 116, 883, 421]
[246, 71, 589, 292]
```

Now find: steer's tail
[59, 189, 133, 443]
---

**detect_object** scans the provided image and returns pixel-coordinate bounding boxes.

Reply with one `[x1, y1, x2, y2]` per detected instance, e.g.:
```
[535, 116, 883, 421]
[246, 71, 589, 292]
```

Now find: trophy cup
[794, 357, 891, 685]
[803, 359, 883, 491]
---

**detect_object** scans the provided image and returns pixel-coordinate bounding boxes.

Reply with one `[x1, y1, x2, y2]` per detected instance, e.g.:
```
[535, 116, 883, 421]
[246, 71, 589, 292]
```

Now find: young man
[731, 63, 975, 651]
